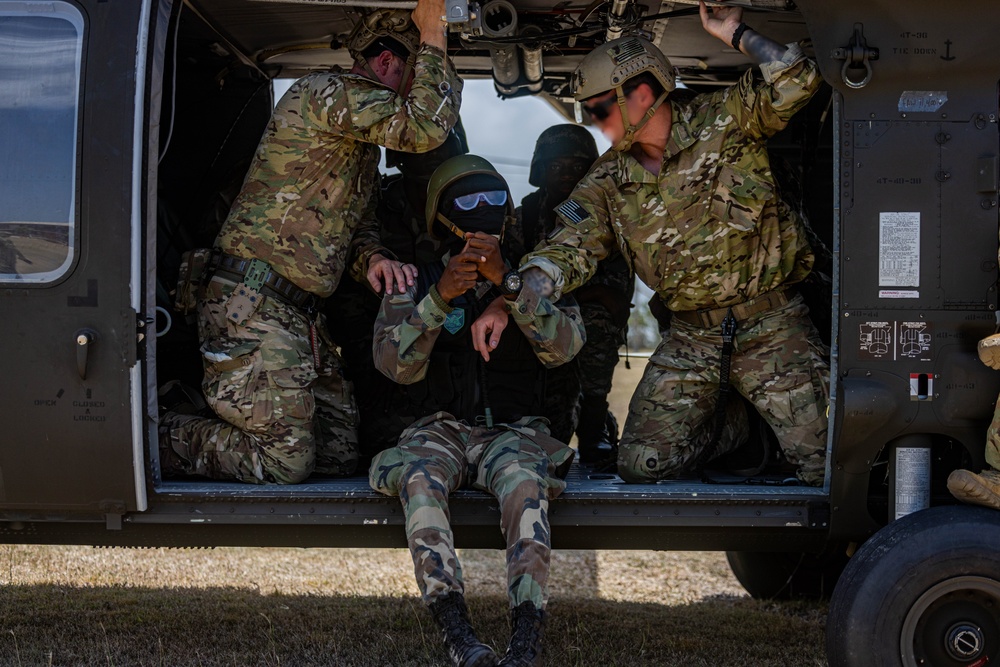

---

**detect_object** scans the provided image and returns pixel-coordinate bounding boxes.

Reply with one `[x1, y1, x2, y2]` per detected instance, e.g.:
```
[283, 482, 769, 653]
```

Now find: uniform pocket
[710, 164, 774, 232]
[767, 371, 821, 427]
[200, 337, 262, 429]
[264, 368, 316, 424]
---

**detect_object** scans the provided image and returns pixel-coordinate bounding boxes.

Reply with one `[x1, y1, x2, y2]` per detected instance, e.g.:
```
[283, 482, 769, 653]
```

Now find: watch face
[504, 272, 522, 293]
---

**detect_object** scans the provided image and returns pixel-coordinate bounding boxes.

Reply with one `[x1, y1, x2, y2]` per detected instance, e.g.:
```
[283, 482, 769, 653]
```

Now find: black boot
[576, 399, 617, 466]
[497, 602, 544, 667]
[428, 594, 498, 667]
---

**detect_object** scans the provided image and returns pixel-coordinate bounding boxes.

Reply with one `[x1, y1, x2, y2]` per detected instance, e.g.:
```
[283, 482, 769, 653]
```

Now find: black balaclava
[437, 173, 508, 250]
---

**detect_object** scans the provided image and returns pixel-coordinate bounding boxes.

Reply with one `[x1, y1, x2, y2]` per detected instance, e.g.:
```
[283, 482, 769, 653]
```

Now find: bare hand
[699, 0, 743, 45]
[368, 254, 417, 295]
[411, 0, 447, 51]
[436, 249, 481, 302]
[471, 296, 510, 362]
[465, 232, 506, 285]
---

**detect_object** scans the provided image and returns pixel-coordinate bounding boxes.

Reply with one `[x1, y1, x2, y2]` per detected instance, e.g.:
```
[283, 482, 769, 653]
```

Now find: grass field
[0, 360, 829, 666]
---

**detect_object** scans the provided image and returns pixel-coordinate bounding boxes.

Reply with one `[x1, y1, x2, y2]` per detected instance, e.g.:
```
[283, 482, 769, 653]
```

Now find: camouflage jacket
[516, 189, 634, 326]
[214, 45, 462, 298]
[374, 267, 586, 387]
[520, 45, 821, 313]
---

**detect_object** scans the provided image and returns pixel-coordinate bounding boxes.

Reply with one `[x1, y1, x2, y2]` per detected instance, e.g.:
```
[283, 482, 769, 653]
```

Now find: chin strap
[612, 88, 669, 152]
[436, 212, 466, 240]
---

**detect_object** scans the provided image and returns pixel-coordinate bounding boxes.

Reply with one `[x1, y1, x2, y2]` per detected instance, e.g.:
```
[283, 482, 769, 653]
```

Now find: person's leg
[947, 395, 1000, 509]
[734, 295, 829, 486]
[369, 412, 496, 666]
[575, 303, 623, 463]
[163, 280, 323, 483]
[311, 321, 360, 476]
[617, 327, 745, 482]
[473, 423, 568, 666]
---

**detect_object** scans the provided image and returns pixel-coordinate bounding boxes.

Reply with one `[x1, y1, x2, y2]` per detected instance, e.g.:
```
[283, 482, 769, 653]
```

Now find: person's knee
[266, 458, 314, 484]
[492, 466, 546, 502]
[617, 440, 677, 482]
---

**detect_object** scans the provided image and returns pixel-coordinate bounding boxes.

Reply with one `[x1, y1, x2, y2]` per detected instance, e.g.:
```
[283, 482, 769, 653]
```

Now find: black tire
[826, 505, 1000, 667]
[726, 543, 849, 600]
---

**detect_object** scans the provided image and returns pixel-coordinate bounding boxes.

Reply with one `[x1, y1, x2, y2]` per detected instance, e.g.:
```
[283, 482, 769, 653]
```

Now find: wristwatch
[501, 270, 523, 296]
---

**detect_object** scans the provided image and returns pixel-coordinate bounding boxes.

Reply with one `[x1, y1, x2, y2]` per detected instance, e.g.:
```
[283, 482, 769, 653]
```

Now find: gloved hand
[977, 333, 1000, 370]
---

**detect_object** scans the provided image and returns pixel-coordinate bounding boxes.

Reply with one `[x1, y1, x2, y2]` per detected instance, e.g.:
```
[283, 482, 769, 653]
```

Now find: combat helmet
[425, 155, 515, 240]
[386, 116, 469, 175]
[528, 124, 598, 187]
[572, 36, 675, 151]
[346, 9, 421, 93]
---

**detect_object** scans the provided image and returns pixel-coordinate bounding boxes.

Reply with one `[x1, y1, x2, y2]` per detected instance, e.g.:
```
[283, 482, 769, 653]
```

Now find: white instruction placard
[879, 212, 920, 287]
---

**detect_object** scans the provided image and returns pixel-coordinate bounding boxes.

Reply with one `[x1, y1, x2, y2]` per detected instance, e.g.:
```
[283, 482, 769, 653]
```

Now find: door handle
[75, 329, 96, 380]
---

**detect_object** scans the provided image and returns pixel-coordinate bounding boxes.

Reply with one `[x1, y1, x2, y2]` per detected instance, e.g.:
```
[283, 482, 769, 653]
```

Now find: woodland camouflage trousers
[369, 412, 574, 608]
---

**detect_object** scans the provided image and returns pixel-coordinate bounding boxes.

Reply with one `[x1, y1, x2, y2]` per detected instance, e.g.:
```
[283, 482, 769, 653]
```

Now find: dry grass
[0, 360, 827, 665]
[0, 546, 826, 666]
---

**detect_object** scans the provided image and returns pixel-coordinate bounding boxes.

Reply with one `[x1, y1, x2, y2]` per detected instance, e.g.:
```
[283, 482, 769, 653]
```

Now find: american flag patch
[555, 200, 590, 224]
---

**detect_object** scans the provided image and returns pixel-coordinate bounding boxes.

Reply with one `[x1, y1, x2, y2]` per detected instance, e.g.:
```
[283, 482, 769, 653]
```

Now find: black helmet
[386, 117, 469, 176]
[528, 124, 599, 187]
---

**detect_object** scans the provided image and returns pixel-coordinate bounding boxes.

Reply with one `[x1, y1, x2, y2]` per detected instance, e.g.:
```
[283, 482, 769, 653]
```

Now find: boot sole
[947, 470, 1000, 510]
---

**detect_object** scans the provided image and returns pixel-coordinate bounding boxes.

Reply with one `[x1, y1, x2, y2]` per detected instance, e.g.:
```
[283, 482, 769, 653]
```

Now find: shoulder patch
[555, 200, 590, 225]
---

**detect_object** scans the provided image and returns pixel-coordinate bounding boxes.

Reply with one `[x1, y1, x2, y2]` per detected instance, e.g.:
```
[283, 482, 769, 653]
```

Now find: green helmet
[572, 36, 675, 151]
[529, 124, 598, 187]
[346, 9, 421, 62]
[425, 155, 515, 240]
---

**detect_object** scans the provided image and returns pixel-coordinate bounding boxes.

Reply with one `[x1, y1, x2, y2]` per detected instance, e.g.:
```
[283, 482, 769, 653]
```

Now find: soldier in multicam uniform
[159, 0, 462, 484]
[326, 122, 469, 463]
[516, 1, 829, 486]
[947, 300, 1000, 509]
[369, 155, 585, 667]
[513, 124, 633, 464]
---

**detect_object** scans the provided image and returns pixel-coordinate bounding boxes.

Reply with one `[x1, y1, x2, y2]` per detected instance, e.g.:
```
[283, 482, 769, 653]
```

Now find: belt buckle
[244, 258, 270, 292]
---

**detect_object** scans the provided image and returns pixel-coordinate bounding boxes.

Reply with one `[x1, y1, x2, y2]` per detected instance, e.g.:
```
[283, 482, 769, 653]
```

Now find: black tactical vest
[404, 261, 545, 425]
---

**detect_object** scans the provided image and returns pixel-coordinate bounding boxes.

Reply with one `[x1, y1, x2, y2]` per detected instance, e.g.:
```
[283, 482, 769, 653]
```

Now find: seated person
[368, 155, 585, 667]
[948, 332, 1000, 509]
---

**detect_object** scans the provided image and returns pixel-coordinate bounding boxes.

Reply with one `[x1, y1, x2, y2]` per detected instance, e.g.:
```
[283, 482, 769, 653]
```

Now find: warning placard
[858, 320, 932, 361]
[879, 212, 920, 287]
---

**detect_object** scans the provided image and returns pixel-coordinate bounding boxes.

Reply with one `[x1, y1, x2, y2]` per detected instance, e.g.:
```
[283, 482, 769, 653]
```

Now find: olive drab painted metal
[1, 0, 145, 517]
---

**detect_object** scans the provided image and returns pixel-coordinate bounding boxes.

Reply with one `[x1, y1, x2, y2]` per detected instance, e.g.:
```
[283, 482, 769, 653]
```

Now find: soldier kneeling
[369, 155, 585, 667]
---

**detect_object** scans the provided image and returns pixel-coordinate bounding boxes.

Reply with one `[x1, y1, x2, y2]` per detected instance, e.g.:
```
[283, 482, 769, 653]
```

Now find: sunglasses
[581, 95, 618, 121]
[452, 190, 508, 211]
[581, 85, 639, 121]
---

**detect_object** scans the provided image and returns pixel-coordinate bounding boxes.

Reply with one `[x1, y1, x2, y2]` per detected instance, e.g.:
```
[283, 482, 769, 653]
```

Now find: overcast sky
[455, 79, 611, 203]
[275, 77, 611, 203]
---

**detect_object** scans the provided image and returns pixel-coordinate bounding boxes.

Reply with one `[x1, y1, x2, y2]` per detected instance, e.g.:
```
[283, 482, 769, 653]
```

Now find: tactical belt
[209, 252, 320, 313]
[672, 288, 790, 329]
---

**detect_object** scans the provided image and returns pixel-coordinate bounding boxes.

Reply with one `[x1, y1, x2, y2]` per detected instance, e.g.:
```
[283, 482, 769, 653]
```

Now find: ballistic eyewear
[581, 84, 638, 121]
[452, 190, 508, 211]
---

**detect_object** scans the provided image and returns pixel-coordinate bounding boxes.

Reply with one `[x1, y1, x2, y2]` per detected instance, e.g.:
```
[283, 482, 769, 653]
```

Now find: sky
[451, 78, 611, 203]
[274, 77, 612, 203]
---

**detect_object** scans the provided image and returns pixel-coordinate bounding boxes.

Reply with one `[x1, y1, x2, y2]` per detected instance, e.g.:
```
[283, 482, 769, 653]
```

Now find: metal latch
[832, 23, 879, 90]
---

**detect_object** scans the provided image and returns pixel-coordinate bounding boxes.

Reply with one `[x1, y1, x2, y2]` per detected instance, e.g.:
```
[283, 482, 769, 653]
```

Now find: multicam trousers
[986, 400, 1000, 471]
[618, 293, 829, 486]
[164, 277, 359, 483]
[369, 412, 574, 609]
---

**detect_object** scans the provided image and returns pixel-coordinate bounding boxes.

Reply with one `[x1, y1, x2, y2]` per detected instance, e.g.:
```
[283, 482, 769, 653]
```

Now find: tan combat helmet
[425, 155, 515, 240]
[572, 36, 675, 151]
[346, 9, 421, 94]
